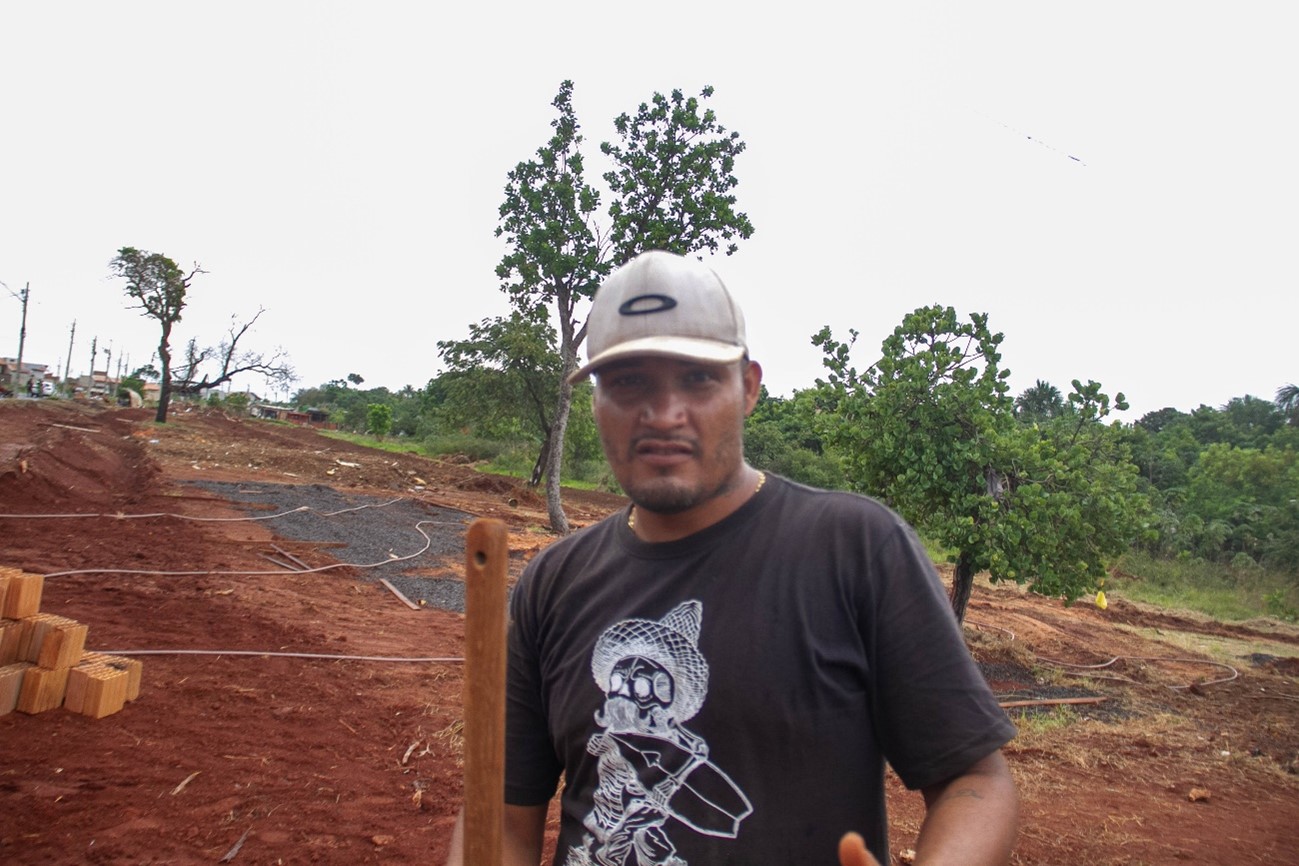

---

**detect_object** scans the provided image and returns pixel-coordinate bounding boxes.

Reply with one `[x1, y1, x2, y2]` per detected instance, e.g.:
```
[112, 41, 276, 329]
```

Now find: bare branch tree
[171, 309, 297, 397]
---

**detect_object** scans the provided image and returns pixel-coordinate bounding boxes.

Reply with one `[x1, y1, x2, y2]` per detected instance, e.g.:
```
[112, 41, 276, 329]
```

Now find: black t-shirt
[507, 474, 1015, 865]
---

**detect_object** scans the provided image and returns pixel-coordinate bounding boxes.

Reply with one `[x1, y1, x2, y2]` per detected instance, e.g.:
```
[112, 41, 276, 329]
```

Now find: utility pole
[63, 319, 76, 383]
[103, 343, 113, 397]
[8, 282, 30, 390]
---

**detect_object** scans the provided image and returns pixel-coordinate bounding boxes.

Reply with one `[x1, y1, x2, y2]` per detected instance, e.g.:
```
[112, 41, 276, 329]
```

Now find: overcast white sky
[3, 2, 1295, 419]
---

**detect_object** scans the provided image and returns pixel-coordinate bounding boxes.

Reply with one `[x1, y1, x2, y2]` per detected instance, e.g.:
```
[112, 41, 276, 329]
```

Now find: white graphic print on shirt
[563, 601, 753, 866]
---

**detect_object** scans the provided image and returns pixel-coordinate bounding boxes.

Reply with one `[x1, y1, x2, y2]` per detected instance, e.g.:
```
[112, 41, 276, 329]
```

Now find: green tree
[1186, 397, 1284, 450]
[1182, 443, 1299, 570]
[815, 305, 1144, 621]
[292, 380, 393, 433]
[437, 312, 564, 472]
[367, 403, 393, 439]
[1014, 379, 1064, 421]
[496, 80, 754, 533]
[744, 387, 845, 489]
[389, 384, 424, 438]
[225, 391, 250, 414]
[1277, 383, 1299, 425]
[117, 363, 159, 403]
[109, 247, 203, 422]
[1124, 416, 1198, 491]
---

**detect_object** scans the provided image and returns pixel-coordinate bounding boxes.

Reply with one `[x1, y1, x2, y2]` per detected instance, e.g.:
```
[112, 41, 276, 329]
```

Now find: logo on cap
[618, 294, 678, 316]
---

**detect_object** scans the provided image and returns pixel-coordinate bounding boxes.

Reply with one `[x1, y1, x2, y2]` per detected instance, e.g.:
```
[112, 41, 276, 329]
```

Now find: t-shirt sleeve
[863, 519, 1016, 790]
[503, 562, 564, 806]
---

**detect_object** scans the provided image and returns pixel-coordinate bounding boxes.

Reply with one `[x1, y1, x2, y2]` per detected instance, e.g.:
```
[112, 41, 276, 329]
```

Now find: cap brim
[568, 336, 747, 384]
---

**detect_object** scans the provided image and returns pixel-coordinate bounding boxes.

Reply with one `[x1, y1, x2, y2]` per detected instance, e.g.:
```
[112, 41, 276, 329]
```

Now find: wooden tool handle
[464, 518, 509, 866]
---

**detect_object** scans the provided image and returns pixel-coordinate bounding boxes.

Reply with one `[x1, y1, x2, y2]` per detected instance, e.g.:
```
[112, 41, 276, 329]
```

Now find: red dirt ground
[2, 400, 1297, 865]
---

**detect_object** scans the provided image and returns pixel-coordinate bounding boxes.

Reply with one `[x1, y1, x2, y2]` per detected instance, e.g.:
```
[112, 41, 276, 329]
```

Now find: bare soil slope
[2, 401, 1296, 865]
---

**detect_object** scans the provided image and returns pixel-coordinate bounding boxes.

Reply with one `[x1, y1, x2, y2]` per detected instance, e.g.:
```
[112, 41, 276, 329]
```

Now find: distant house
[252, 404, 333, 428]
[0, 358, 49, 392]
[75, 370, 113, 398]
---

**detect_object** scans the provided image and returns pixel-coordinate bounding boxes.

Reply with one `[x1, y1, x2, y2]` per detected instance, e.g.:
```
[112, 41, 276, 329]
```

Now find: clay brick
[1, 572, 43, 619]
[17, 665, 69, 714]
[37, 620, 87, 670]
[16, 614, 51, 661]
[64, 662, 94, 714]
[83, 652, 143, 701]
[0, 661, 32, 715]
[66, 663, 127, 719]
[0, 619, 20, 665]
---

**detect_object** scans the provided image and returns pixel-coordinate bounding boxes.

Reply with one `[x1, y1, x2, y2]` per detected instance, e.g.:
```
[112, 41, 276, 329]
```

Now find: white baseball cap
[569, 251, 748, 383]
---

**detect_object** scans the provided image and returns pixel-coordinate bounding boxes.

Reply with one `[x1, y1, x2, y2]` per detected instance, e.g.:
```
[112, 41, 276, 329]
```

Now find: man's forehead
[594, 356, 734, 376]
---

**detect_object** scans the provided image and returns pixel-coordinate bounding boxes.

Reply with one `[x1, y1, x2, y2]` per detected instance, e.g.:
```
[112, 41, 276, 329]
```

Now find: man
[448, 251, 1018, 865]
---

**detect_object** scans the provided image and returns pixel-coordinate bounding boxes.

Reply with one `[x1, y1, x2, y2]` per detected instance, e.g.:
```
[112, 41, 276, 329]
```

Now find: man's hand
[839, 832, 882, 866]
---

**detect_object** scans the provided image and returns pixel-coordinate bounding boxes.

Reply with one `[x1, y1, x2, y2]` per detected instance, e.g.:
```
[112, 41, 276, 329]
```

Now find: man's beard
[617, 433, 743, 516]
[626, 478, 718, 515]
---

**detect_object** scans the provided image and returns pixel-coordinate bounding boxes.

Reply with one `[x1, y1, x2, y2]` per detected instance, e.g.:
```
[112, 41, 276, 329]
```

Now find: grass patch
[1115, 550, 1299, 623]
[319, 430, 621, 492]
[1116, 621, 1299, 668]
[323, 430, 516, 465]
[1014, 704, 1079, 735]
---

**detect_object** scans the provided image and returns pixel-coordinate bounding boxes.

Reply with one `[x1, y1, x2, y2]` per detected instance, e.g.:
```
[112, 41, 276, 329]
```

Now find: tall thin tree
[496, 81, 754, 532]
[109, 247, 204, 422]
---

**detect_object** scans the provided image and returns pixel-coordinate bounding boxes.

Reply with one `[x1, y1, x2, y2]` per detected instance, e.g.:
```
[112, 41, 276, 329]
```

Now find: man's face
[592, 355, 761, 516]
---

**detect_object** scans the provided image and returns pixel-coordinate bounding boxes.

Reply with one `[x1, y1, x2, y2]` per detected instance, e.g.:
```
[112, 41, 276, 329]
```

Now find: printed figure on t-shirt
[566, 601, 752, 866]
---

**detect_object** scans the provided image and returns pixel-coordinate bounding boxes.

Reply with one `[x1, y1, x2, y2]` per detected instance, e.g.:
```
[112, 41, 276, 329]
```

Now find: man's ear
[742, 360, 763, 416]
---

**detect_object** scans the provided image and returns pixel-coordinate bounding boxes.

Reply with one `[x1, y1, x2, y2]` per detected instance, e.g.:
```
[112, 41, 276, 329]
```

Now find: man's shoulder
[526, 510, 625, 569]
[766, 474, 905, 529]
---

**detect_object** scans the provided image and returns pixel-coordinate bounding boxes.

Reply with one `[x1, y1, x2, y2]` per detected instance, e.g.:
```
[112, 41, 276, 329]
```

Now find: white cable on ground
[6, 496, 475, 665]
[42, 517, 466, 579]
[966, 617, 1241, 691]
[966, 618, 1017, 642]
[0, 496, 407, 522]
[1034, 653, 1240, 690]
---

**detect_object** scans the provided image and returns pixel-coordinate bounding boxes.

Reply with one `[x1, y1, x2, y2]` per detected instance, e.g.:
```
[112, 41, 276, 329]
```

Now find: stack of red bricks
[0, 566, 142, 719]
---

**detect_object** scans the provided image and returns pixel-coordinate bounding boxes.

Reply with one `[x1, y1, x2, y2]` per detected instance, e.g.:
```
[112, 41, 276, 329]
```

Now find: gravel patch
[186, 480, 473, 612]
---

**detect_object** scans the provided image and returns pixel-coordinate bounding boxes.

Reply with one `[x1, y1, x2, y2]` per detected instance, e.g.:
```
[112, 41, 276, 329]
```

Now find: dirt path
[2, 400, 1296, 864]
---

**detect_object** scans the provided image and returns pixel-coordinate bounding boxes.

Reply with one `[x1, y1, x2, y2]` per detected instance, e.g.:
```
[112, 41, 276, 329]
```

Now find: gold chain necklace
[628, 471, 767, 530]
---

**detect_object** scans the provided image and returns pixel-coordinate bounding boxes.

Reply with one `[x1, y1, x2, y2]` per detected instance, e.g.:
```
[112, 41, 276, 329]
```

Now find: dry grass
[1115, 622, 1299, 666]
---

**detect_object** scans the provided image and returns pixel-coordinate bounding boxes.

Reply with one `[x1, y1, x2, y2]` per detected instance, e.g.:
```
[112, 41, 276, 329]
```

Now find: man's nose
[639, 385, 687, 426]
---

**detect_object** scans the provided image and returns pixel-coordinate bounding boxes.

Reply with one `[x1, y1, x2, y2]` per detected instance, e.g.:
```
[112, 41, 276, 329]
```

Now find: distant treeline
[283, 373, 1298, 577]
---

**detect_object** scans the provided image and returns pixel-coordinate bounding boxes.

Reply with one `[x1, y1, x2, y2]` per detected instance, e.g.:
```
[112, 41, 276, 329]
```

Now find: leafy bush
[1264, 590, 1298, 622]
[366, 404, 393, 439]
[421, 434, 508, 463]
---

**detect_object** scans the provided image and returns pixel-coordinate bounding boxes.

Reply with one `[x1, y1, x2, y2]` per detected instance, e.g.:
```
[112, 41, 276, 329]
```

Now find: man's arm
[445, 803, 548, 866]
[839, 750, 1016, 866]
[913, 749, 1018, 864]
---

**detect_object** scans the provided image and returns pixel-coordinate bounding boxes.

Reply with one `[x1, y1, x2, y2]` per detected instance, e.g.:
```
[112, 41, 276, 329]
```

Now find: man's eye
[605, 374, 642, 389]
[684, 370, 718, 385]
[600, 371, 636, 386]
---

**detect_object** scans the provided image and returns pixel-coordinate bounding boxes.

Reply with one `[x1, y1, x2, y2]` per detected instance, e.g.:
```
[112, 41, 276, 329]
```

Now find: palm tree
[1277, 383, 1299, 425]
[1015, 379, 1064, 421]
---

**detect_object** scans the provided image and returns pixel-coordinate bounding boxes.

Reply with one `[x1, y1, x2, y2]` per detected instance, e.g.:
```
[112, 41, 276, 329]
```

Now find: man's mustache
[630, 435, 699, 456]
